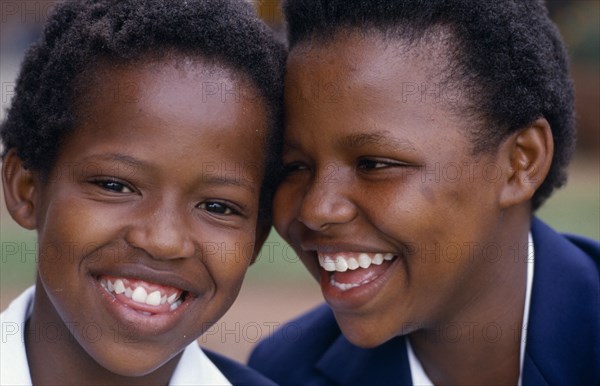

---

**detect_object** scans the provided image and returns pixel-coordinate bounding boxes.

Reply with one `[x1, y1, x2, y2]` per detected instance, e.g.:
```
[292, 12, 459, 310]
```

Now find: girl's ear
[498, 118, 554, 209]
[2, 149, 39, 230]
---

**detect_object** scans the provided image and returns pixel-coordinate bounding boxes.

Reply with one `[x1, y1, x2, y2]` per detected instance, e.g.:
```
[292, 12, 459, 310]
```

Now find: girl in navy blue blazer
[249, 1, 599, 385]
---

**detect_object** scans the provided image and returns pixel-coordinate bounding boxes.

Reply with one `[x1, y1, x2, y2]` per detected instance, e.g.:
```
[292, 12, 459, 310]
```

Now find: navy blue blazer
[249, 218, 600, 385]
[204, 349, 277, 385]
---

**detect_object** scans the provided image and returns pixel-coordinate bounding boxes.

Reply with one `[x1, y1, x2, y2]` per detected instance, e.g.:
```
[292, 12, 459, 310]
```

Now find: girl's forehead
[288, 29, 455, 83]
[283, 31, 481, 156]
[87, 56, 253, 88]
[59, 60, 269, 176]
[287, 34, 454, 102]
[77, 57, 264, 119]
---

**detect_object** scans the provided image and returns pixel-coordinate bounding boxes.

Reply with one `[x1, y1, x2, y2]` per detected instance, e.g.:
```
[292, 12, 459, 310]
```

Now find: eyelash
[91, 178, 242, 216]
[281, 158, 408, 176]
[197, 201, 239, 216]
[357, 158, 407, 170]
[91, 178, 135, 193]
[282, 162, 309, 175]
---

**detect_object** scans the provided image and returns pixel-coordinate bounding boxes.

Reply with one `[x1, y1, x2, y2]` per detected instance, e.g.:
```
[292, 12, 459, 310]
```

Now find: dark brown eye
[282, 162, 308, 175]
[93, 179, 134, 193]
[357, 159, 391, 170]
[198, 201, 236, 215]
[357, 158, 408, 170]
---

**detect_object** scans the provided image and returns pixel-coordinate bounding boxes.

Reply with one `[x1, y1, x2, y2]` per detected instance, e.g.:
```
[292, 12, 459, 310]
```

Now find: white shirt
[407, 233, 535, 385]
[0, 286, 232, 386]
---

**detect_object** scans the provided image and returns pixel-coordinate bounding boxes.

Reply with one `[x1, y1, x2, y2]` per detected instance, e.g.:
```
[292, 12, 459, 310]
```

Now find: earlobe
[2, 149, 39, 230]
[499, 118, 554, 209]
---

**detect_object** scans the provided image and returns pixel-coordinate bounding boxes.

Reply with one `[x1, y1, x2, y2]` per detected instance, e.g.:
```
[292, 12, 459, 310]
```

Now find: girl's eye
[357, 159, 389, 170]
[198, 202, 237, 215]
[357, 158, 406, 170]
[93, 179, 134, 193]
[282, 162, 308, 175]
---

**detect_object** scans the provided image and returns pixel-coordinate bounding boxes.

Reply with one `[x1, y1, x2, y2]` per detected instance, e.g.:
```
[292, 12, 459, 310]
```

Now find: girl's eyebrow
[80, 153, 151, 169]
[283, 131, 417, 153]
[337, 131, 416, 151]
[202, 175, 257, 193]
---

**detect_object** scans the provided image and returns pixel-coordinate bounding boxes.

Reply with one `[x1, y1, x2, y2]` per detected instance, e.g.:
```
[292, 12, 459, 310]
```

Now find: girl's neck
[25, 284, 181, 386]
[409, 230, 530, 385]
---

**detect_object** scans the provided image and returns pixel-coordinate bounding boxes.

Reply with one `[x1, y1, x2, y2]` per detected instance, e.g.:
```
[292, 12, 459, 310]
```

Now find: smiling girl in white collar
[0, 1, 285, 384]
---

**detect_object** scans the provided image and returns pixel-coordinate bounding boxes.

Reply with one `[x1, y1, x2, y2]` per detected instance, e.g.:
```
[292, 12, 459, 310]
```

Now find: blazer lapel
[521, 352, 549, 385]
[522, 218, 600, 385]
[316, 335, 412, 386]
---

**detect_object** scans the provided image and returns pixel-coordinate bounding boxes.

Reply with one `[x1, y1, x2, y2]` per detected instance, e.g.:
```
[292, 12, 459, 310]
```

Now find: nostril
[124, 217, 196, 260]
[298, 193, 357, 231]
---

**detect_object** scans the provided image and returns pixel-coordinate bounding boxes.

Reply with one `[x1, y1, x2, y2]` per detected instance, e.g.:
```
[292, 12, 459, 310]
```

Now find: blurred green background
[1, 0, 598, 361]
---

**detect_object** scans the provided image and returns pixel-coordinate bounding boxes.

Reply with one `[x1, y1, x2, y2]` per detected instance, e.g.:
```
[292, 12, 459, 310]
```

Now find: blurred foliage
[550, 0, 600, 62]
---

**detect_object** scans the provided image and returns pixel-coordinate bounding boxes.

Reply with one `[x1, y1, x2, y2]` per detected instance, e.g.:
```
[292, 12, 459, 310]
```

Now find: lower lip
[319, 257, 402, 311]
[94, 279, 193, 336]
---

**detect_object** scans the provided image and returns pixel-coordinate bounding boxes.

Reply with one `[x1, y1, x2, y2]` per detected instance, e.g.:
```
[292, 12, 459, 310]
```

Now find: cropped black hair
[1, 0, 286, 219]
[283, 0, 575, 210]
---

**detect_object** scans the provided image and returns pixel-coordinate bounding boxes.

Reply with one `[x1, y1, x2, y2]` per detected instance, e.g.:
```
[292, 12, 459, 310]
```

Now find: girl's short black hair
[283, 0, 575, 210]
[1, 0, 286, 219]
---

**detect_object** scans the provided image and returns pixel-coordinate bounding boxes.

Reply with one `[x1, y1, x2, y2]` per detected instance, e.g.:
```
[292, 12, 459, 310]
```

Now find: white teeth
[347, 257, 359, 270]
[330, 276, 360, 291]
[358, 253, 372, 269]
[318, 256, 337, 272]
[170, 300, 182, 311]
[146, 290, 162, 306]
[113, 279, 126, 294]
[330, 273, 379, 291]
[132, 286, 148, 303]
[372, 253, 384, 265]
[334, 257, 349, 272]
[334, 282, 358, 291]
[100, 278, 183, 309]
[167, 293, 178, 304]
[318, 252, 397, 272]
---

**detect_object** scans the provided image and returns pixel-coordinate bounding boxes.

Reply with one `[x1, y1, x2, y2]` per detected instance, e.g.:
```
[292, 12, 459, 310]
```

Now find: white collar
[0, 286, 231, 386]
[170, 337, 231, 386]
[0, 286, 34, 386]
[407, 233, 535, 385]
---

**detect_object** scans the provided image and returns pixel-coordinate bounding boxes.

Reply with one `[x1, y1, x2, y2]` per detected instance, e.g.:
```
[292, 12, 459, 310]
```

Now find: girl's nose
[297, 176, 357, 232]
[125, 201, 196, 260]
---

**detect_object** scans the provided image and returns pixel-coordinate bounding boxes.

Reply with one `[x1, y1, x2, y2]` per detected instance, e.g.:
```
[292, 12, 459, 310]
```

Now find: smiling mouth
[318, 252, 398, 291]
[98, 276, 188, 315]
